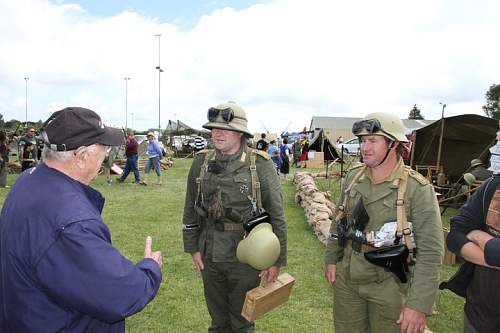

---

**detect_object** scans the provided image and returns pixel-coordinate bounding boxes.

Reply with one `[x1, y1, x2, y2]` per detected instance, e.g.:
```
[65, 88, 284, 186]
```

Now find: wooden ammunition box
[241, 273, 295, 322]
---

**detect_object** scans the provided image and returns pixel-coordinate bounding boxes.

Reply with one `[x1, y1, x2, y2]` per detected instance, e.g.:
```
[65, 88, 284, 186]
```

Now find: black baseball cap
[42, 107, 123, 151]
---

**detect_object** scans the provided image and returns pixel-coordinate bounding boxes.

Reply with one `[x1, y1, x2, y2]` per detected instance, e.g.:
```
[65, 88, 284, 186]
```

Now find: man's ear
[74, 149, 88, 168]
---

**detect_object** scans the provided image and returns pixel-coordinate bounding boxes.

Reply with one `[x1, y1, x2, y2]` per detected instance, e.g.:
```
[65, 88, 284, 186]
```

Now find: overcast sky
[1, 0, 499, 134]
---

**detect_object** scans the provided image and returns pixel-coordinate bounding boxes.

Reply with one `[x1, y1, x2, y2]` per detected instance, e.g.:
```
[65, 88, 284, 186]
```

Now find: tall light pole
[130, 112, 134, 130]
[24, 77, 29, 126]
[436, 102, 446, 168]
[124, 77, 130, 130]
[154, 33, 163, 135]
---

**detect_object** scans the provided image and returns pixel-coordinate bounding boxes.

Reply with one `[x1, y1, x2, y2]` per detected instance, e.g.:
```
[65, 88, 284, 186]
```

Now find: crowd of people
[0, 103, 499, 333]
[255, 132, 311, 180]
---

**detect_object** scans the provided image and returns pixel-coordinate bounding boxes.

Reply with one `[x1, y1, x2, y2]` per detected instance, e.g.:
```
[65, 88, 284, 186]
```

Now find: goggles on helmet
[207, 107, 234, 123]
[352, 119, 397, 141]
[352, 119, 381, 135]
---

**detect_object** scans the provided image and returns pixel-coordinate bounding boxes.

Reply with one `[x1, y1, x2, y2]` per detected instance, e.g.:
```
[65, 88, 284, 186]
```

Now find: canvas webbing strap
[335, 166, 366, 222]
[395, 171, 416, 250]
[250, 151, 263, 212]
[196, 150, 216, 206]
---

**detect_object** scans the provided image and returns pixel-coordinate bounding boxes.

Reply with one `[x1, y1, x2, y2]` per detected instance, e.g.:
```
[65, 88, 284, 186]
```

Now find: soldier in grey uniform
[182, 101, 287, 333]
[324, 112, 444, 333]
[463, 159, 492, 185]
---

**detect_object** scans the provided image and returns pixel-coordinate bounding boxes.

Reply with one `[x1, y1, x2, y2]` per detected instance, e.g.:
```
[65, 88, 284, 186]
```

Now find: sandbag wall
[293, 171, 339, 245]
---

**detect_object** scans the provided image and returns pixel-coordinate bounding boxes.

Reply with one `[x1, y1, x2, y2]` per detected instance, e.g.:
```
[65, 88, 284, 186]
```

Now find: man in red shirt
[117, 132, 141, 184]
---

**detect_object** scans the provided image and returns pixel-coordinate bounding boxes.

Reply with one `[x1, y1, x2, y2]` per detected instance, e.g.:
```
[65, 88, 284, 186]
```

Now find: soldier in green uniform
[324, 112, 443, 333]
[182, 101, 287, 333]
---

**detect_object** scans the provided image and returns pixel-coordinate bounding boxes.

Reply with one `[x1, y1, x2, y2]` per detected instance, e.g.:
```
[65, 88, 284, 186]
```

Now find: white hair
[41, 131, 100, 162]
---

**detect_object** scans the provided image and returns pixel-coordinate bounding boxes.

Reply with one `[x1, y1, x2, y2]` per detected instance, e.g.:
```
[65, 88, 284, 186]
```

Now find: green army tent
[410, 114, 499, 182]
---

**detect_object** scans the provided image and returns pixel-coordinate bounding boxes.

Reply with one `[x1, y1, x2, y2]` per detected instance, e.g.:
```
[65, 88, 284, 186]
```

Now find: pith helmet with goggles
[352, 112, 408, 143]
[202, 101, 252, 137]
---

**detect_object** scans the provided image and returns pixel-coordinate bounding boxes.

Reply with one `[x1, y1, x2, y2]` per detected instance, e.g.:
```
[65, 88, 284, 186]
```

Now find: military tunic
[183, 144, 287, 333]
[325, 159, 443, 333]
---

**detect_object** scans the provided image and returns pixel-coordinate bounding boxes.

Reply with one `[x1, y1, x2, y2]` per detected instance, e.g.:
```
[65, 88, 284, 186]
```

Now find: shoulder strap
[196, 150, 216, 205]
[335, 166, 366, 222]
[395, 171, 416, 250]
[250, 150, 263, 212]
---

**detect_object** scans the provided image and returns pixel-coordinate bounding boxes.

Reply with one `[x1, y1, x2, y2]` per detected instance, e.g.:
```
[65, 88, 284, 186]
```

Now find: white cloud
[0, 0, 499, 133]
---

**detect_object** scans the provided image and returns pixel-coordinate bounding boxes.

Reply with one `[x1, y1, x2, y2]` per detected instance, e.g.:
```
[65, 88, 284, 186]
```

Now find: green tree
[408, 104, 424, 119]
[482, 83, 500, 120]
[4, 119, 21, 131]
[0, 113, 4, 128]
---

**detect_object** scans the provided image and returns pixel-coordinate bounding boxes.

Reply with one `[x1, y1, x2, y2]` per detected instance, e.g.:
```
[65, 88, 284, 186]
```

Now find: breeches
[333, 263, 407, 333]
[201, 260, 260, 333]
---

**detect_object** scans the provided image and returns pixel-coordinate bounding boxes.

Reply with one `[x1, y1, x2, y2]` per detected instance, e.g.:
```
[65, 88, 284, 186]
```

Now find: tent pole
[436, 103, 446, 169]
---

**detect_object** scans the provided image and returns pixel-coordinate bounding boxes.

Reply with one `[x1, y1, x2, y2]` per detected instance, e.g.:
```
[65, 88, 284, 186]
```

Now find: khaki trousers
[333, 261, 407, 333]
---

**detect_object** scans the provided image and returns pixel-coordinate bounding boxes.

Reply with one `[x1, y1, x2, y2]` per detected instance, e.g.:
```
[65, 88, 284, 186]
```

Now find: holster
[364, 244, 410, 283]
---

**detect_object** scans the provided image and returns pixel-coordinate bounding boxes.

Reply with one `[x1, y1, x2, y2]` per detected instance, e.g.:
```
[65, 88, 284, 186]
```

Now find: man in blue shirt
[142, 132, 164, 186]
[0, 107, 163, 333]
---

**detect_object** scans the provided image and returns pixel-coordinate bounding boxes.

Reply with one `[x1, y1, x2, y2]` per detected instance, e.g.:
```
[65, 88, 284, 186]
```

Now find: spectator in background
[20, 142, 36, 172]
[117, 132, 141, 184]
[268, 139, 281, 175]
[335, 136, 344, 145]
[292, 139, 302, 167]
[256, 133, 269, 151]
[0, 130, 9, 188]
[194, 132, 207, 152]
[299, 139, 309, 168]
[18, 127, 37, 166]
[102, 146, 119, 186]
[463, 159, 492, 185]
[142, 132, 163, 186]
[280, 138, 291, 180]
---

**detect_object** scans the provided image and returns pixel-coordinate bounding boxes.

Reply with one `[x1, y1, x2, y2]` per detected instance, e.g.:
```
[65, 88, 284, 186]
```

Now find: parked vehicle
[336, 138, 360, 155]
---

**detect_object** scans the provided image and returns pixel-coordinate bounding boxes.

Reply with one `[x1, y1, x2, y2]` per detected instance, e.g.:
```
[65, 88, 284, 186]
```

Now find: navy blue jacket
[0, 163, 162, 332]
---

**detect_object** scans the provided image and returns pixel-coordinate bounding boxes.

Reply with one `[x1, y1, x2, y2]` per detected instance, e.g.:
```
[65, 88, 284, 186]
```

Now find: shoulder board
[195, 149, 212, 156]
[348, 162, 365, 171]
[405, 167, 429, 185]
[252, 149, 271, 160]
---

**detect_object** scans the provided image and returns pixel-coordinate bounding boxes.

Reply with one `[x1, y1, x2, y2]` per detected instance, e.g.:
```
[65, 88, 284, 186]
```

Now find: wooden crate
[241, 273, 295, 322]
[305, 151, 324, 168]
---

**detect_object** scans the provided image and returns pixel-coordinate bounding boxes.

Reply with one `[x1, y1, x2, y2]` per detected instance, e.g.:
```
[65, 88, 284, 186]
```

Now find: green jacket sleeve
[257, 156, 287, 267]
[406, 182, 444, 314]
[182, 154, 204, 253]
[325, 176, 349, 265]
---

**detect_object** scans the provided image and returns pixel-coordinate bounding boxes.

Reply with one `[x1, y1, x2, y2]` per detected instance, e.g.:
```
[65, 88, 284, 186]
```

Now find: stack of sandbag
[293, 172, 337, 245]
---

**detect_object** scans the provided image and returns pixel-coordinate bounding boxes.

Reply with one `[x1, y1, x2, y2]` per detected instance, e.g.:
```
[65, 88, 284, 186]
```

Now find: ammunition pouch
[364, 244, 410, 283]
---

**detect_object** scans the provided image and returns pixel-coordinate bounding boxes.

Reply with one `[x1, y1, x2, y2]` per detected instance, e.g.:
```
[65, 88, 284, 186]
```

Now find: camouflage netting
[293, 171, 339, 245]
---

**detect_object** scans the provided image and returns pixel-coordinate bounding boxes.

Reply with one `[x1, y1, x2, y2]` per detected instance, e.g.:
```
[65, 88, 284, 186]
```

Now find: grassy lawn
[0, 159, 465, 332]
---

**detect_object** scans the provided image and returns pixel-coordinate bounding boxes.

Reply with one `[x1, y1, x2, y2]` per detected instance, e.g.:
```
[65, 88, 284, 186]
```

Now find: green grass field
[0, 159, 465, 332]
